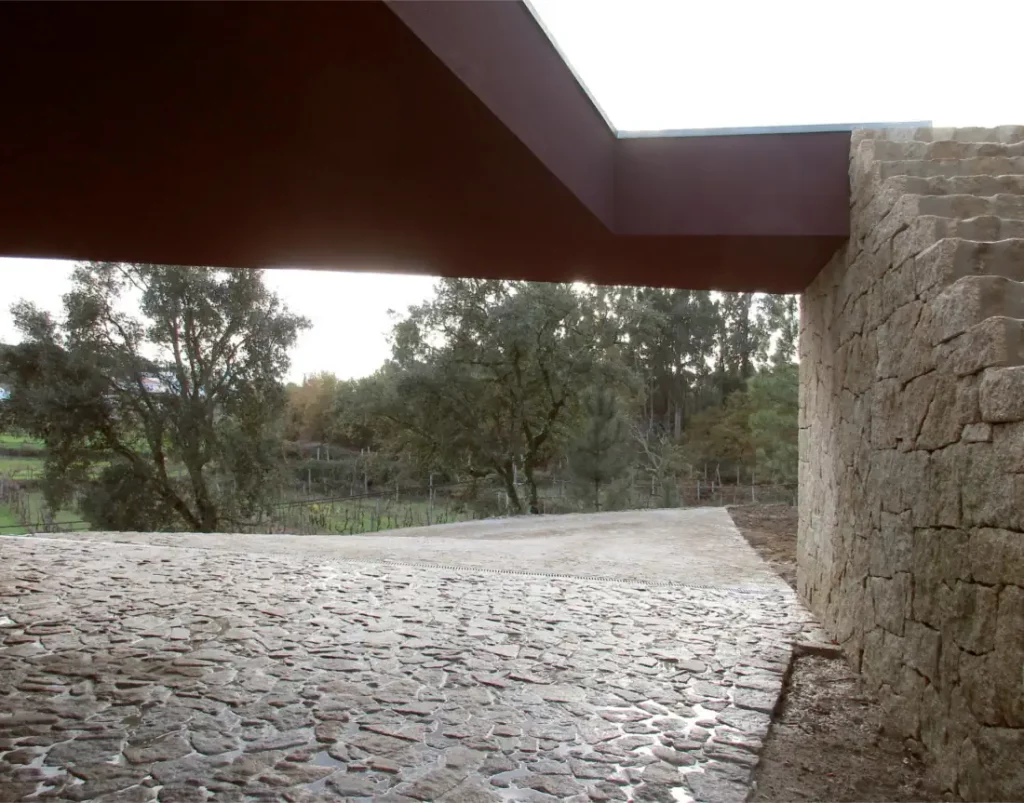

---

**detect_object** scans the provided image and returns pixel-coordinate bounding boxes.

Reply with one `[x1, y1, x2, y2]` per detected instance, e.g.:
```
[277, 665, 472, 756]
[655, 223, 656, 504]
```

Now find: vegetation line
[1, 266, 798, 535]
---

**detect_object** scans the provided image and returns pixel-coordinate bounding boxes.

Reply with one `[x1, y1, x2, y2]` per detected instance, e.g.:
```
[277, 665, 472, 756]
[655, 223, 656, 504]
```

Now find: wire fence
[243, 475, 796, 535]
[0, 471, 796, 537]
[0, 478, 91, 534]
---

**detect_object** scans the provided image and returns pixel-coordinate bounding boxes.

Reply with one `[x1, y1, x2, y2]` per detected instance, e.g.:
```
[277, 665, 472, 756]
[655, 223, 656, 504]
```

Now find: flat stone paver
[0, 509, 818, 803]
[29, 508, 788, 587]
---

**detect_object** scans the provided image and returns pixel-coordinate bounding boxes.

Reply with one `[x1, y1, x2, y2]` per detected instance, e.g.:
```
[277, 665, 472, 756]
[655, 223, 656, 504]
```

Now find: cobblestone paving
[0, 517, 817, 803]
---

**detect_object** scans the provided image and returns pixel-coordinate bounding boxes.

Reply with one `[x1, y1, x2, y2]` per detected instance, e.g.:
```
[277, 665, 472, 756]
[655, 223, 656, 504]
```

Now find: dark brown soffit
[0, 1, 849, 293]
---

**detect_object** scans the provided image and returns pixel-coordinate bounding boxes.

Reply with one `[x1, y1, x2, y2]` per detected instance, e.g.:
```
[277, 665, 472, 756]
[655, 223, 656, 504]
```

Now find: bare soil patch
[727, 503, 798, 589]
[728, 504, 941, 802]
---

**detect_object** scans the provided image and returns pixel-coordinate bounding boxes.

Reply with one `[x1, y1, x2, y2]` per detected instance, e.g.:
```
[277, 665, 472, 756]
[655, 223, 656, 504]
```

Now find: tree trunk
[528, 480, 540, 515]
[183, 454, 218, 532]
[522, 458, 541, 514]
[648, 378, 655, 432]
[197, 500, 218, 533]
[500, 464, 522, 514]
[427, 473, 434, 526]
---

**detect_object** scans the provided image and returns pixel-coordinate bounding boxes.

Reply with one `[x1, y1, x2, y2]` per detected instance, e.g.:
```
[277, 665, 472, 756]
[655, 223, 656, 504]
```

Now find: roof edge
[617, 121, 934, 139]
[520, 0, 618, 135]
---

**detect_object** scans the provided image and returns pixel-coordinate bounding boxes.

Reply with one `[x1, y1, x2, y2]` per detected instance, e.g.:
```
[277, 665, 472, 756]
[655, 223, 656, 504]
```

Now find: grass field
[0, 492, 87, 534]
[0, 504, 26, 534]
[0, 455, 112, 482]
[0, 432, 89, 531]
[0, 431, 484, 536]
[24, 491, 88, 529]
[0, 456, 44, 480]
[0, 434, 45, 451]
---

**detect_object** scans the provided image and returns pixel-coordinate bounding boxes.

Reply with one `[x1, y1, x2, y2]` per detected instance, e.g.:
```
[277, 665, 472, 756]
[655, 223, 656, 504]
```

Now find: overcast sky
[3, 0, 1021, 382]
[0, 259, 437, 384]
[528, 0, 1024, 131]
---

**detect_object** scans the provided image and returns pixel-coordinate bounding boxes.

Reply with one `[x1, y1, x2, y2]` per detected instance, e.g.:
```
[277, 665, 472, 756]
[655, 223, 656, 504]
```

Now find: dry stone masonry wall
[799, 126, 1024, 801]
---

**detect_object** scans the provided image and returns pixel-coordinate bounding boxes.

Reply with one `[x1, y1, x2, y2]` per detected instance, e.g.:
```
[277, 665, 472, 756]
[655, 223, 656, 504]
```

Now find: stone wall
[798, 126, 1024, 801]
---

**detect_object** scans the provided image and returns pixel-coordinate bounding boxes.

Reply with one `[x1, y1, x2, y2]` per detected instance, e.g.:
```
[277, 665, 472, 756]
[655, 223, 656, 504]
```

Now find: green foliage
[77, 461, 179, 531]
[272, 496, 473, 535]
[568, 388, 630, 510]
[747, 363, 799, 486]
[328, 371, 396, 452]
[375, 279, 614, 514]
[5, 269, 803, 533]
[0, 504, 22, 531]
[325, 284, 801, 515]
[606, 288, 721, 437]
[765, 295, 799, 367]
[0, 456, 45, 479]
[677, 361, 798, 488]
[2, 262, 308, 532]
[682, 389, 754, 476]
[284, 372, 340, 443]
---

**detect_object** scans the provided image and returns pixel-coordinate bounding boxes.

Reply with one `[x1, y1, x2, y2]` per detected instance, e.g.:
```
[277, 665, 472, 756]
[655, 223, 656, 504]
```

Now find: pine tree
[568, 388, 630, 511]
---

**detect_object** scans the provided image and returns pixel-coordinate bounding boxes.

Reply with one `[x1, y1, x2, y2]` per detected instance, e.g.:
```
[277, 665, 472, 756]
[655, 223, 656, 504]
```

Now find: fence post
[428, 473, 434, 526]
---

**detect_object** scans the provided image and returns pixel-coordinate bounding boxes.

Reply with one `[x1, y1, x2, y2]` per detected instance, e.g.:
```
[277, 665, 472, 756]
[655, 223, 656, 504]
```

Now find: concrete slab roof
[0, 1, 881, 292]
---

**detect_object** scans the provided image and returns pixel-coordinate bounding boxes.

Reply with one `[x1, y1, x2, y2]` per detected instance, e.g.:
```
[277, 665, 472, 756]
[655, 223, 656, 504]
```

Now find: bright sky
[528, 0, 1024, 131]
[0, 259, 437, 384]
[3, 1, 1022, 379]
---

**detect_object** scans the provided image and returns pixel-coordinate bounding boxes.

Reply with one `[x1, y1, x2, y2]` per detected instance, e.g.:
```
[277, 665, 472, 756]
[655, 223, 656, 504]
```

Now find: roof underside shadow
[0, 0, 855, 292]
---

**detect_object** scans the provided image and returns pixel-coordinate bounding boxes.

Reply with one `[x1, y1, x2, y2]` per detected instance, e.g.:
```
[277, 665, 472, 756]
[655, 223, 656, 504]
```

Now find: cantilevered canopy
[0, 1, 854, 292]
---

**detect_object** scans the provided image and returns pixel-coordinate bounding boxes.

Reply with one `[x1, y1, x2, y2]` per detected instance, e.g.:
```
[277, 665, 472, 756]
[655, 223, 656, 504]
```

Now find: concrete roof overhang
[1, 1, 860, 292]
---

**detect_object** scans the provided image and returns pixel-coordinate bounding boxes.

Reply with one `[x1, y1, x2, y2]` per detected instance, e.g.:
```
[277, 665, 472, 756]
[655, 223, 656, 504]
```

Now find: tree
[284, 372, 340, 443]
[327, 373, 392, 452]
[748, 293, 800, 368]
[609, 287, 720, 438]
[682, 389, 755, 483]
[714, 292, 770, 399]
[771, 295, 799, 367]
[379, 279, 610, 513]
[747, 363, 799, 486]
[568, 388, 630, 511]
[1, 262, 308, 531]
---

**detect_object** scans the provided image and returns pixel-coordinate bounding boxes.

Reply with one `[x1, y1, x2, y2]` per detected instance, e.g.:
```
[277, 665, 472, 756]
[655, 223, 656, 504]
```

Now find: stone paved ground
[0, 509, 819, 803]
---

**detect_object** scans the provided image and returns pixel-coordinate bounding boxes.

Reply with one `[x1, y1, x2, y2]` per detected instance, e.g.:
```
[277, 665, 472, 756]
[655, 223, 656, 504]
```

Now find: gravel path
[0, 509, 818, 803]
[31, 508, 788, 588]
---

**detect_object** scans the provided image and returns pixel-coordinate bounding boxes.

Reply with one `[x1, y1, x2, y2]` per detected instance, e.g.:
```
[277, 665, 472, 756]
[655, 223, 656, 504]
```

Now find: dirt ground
[728, 504, 942, 802]
[727, 503, 799, 589]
